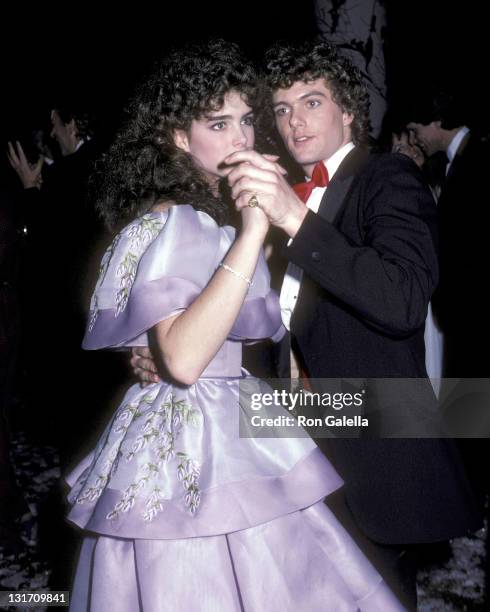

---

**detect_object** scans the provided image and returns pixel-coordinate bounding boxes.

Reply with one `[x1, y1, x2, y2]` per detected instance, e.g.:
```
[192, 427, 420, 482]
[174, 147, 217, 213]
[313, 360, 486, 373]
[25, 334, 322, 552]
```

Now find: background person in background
[6, 100, 128, 591]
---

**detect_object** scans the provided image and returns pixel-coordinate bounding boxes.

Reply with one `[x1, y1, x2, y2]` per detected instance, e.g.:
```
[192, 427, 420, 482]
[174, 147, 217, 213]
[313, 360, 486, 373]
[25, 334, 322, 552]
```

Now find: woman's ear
[173, 129, 190, 153]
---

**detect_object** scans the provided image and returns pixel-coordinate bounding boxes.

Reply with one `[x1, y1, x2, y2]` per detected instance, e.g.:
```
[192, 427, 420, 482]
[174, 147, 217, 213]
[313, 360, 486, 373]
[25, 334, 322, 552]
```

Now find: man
[407, 93, 490, 594]
[8, 102, 101, 323]
[7, 103, 108, 450]
[7, 102, 125, 590]
[406, 92, 490, 378]
[222, 41, 482, 609]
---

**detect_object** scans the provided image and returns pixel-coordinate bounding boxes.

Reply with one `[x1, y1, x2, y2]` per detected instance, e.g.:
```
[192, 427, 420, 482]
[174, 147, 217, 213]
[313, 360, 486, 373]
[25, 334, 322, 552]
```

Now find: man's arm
[226, 151, 438, 337]
[286, 155, 438, 335]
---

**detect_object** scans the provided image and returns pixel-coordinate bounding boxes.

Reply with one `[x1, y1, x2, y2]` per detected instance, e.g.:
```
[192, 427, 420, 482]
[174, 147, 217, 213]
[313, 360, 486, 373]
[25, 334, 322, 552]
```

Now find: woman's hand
[240, 200, 270, 242]
[225, 150, 307, 238]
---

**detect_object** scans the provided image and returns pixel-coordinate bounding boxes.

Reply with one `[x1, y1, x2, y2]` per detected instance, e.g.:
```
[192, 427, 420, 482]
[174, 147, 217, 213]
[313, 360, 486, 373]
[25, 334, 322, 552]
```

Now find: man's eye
[242, 116, 254, 126]
[307, 100, 320, 109]
[275, 107, 288, 117]
[211, 121, 226, 130]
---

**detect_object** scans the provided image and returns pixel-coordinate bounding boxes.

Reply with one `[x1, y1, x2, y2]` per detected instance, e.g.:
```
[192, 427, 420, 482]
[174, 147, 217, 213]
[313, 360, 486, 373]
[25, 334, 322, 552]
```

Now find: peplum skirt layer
[67, 376, 403, 611]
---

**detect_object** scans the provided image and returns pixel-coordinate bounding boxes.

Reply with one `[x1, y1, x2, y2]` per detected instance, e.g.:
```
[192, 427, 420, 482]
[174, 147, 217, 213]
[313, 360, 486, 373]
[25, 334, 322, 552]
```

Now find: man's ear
[342, 112, 354, 127]
[173, 129, 190, 153]
[67, 119, 79, 139]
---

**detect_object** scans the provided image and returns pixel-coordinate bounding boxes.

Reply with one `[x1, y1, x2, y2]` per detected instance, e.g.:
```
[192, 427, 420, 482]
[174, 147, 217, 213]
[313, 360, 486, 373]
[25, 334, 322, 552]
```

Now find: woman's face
[174, 90, 255, 188]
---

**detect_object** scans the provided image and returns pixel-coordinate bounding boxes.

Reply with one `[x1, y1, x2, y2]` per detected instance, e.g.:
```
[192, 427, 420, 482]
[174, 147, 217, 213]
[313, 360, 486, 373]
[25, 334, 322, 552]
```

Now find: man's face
[50, 110, 78, 156]
[272, 78, 353, 177]
[407, 121, 443, 157]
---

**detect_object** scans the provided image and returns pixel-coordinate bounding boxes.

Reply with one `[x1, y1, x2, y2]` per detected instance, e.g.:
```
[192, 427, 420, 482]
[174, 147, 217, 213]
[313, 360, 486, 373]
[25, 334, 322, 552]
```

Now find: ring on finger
[248, 194, 259, 208]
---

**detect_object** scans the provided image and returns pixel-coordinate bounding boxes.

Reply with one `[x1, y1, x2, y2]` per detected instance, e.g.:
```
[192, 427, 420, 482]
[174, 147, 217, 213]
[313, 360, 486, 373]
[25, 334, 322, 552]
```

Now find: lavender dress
[66, 205, 403, 611]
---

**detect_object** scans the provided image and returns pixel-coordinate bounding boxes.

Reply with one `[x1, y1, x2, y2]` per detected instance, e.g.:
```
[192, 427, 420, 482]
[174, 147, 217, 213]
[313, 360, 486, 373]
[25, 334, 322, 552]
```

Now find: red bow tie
[293, 161, 329, 203]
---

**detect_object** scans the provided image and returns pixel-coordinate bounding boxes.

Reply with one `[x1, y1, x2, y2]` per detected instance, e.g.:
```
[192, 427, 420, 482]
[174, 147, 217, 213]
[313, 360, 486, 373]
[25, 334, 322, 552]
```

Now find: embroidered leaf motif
[177, 453, 201, 515]
[143, 487, 165, 522]
[87, 214, 164, 328]
[87, 232, 122, 331]
[114, 215, 164, 316]
[105, 394, 201, 521]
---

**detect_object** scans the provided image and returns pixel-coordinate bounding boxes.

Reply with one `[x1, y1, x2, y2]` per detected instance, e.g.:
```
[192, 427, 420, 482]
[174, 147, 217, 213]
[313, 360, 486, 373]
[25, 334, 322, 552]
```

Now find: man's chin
[292, 155, 317, 174]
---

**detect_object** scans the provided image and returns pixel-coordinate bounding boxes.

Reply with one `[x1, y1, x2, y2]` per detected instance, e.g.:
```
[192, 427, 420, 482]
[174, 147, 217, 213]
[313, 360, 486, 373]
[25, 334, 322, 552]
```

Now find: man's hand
[130, 346, 161, 387]
[7, 141, 44, 189]
[224, 150, 307, 238]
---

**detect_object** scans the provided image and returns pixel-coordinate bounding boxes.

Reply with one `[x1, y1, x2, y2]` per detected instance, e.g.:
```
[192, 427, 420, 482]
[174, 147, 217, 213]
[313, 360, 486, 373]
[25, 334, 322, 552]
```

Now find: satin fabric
[293, 160, 330, 203]
[67, 376, 343, 538]
[83, 205, 284, 352]
[71, 502, 403, 612]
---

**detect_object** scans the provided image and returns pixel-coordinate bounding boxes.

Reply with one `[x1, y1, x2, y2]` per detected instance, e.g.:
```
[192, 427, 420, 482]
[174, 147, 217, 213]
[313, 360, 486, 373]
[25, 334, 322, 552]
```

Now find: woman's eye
[275, 107, 288, 117]
[211, 121, 226, 130]
[242, 115, 254, 126]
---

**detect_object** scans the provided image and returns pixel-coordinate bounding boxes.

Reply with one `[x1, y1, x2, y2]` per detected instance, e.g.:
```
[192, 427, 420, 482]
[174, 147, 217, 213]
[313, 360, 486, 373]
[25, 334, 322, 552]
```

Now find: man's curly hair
[93, 39, 262, 230]
[263, 39, 371, 146]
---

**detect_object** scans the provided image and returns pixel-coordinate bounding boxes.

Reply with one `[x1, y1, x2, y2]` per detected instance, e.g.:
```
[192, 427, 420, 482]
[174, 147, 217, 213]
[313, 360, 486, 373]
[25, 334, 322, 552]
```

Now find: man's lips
[292, 135, 314, 145]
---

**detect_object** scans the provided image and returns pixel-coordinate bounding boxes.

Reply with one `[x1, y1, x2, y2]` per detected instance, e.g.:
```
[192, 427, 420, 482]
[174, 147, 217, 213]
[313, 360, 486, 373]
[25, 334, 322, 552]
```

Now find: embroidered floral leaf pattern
[104, 393, 202, 522]
[87, 232, 122, 331]
[70, 390, 202, 522]
[114, 215, 164, 316]
[87, 296, 99, 332]
[177, 453, 201, 515]
[143, 487, 165, 522]
[87, 213, 164, 329]
[114, 390, 158, 436]
[70, 445, 121, 506]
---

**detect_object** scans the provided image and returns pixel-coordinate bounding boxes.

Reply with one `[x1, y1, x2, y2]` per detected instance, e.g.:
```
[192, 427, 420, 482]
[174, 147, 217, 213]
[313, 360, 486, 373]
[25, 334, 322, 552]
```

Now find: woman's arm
[151, 206, 268, 385]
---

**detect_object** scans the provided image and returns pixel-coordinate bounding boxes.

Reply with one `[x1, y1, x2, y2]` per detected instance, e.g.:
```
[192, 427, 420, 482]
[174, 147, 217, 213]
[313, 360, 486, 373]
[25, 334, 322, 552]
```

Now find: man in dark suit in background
[7, 101, 126, 590]
[225, 40, 482, 610]
[7, 101, 127, 459]
[8, 102, 101, 328]
[407, 91, 490, 379]
[407, 92, 490, 598]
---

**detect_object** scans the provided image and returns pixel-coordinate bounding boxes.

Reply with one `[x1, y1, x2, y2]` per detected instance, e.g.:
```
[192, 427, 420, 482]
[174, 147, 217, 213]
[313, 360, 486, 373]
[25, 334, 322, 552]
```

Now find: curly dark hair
[93, 39, 262, 230]
[263, 39, 371, 146]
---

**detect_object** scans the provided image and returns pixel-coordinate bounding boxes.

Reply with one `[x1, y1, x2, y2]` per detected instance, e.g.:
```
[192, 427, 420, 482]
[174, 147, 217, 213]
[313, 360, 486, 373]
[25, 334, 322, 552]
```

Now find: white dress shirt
[280, 142, 355, 330]
[446, 126, 469, 175]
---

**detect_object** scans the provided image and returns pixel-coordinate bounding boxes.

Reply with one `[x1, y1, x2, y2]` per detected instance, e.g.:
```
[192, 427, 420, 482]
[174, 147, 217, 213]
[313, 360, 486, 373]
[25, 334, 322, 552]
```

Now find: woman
[66, 40, 403, 611]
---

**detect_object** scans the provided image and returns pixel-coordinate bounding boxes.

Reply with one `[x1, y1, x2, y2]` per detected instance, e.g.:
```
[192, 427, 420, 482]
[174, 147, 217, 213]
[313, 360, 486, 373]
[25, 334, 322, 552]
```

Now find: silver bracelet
[218, 263, 253, 287]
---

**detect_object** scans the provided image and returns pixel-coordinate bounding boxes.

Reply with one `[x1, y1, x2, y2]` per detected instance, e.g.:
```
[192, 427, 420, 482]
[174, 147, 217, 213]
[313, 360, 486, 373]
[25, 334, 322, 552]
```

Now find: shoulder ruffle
[83, 205, 283, 349]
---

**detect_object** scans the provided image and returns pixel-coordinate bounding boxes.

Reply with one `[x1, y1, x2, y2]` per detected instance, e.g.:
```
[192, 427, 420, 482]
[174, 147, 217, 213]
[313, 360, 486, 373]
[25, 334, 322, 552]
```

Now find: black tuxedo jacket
[20, 140, 108, 319]
[285, 148, 481, 544]
[432, 133, 490, 376]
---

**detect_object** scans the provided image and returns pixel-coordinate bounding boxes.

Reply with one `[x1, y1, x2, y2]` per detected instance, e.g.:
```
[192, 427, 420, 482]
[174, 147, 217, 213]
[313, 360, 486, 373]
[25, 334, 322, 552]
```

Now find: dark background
[1, 1, 489, 152]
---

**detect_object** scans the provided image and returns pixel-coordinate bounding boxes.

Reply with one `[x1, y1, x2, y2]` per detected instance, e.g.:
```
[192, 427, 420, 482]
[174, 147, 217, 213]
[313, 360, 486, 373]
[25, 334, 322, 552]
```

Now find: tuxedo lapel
[291, 148, 370, 332]
[317, 147, 370, 225]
